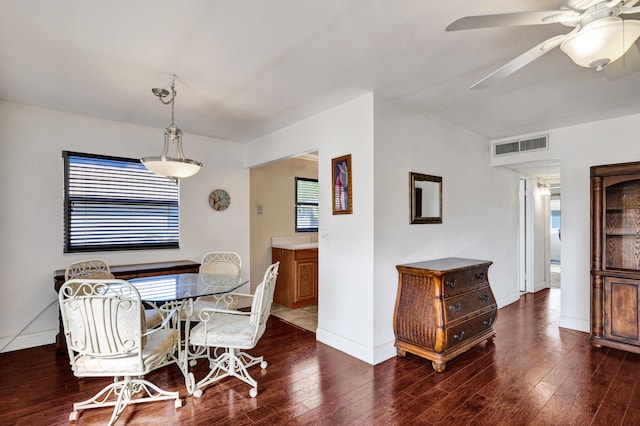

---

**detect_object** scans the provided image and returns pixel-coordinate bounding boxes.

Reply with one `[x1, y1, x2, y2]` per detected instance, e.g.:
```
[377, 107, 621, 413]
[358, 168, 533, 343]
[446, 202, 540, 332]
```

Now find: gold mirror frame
[410, 172, 442, 224]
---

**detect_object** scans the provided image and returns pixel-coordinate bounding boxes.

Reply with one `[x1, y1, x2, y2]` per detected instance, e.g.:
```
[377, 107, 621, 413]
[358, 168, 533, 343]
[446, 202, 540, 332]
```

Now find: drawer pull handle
[479, 294, 490, 302]
[449, 302, 462, 313]
[484, 317, 494, 327]
[475, 272, 485, 280]
[446, 279, 457, 288]
[453, 331, 465, 341]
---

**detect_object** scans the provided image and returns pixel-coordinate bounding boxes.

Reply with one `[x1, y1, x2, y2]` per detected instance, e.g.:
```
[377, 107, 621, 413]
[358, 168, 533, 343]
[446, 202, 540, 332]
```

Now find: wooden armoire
[590, 161, 640, 353]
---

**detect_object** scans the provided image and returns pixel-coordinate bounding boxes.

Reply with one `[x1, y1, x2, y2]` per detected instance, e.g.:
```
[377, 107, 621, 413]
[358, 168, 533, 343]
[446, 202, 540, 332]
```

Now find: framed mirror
[410, 172, 442, 224]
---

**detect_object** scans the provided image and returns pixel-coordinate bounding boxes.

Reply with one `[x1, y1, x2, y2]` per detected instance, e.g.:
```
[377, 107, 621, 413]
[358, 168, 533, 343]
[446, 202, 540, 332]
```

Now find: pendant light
[141, 75, 202, 179]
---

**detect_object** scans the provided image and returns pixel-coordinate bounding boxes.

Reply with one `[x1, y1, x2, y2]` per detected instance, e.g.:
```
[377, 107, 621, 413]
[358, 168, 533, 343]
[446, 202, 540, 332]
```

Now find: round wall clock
[209, 189, 230, 211]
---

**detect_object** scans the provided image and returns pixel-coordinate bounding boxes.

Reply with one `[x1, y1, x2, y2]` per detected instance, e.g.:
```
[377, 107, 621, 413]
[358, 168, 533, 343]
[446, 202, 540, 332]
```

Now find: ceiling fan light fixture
[560, 17, 640, 69]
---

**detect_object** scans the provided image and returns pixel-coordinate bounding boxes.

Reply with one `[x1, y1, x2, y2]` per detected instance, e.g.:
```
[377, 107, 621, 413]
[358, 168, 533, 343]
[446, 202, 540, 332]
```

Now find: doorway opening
[516, 168, 561, 294]
[249, 152, 319, 333]
[549, 183, 561, 289]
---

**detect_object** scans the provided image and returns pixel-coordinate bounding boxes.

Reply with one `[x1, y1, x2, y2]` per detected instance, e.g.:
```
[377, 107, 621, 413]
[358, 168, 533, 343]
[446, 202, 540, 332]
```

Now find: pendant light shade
[141, 76, 202, 179]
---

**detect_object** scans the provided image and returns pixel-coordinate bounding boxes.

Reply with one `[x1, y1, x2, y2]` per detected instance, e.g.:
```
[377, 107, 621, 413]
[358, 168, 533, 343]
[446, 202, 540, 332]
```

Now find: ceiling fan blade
[559, 0, 605, 10]
[621, 6, 640, 14]
[471, 34, 567, 90]
[446, 11, 576, 31]
[604, 42, 640, 79]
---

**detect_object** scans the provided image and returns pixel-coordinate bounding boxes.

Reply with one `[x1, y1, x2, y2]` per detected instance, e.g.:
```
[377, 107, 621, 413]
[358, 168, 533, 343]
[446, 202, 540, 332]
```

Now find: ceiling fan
[446, 0, 640, 89]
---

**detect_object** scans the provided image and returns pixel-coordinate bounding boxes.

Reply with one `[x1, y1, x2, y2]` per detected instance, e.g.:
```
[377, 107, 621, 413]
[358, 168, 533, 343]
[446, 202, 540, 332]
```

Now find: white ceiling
[2, 0, 639, 160]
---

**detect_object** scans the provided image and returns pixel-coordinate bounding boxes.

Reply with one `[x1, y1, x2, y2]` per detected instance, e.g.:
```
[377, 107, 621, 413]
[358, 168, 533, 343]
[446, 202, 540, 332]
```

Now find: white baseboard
[0, 330, 56, 353]
[533, 280, 548, 292]
[558, 315, 590, 333]
[496, 291, 520, 309]
[373, 341, 397, 365]
[316, 328, 376, 365]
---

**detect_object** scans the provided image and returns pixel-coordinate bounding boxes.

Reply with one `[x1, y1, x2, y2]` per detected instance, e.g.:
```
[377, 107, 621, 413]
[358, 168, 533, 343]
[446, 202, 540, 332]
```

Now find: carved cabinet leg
[432, 361, 446, 372]
[396, 349, 406, 357]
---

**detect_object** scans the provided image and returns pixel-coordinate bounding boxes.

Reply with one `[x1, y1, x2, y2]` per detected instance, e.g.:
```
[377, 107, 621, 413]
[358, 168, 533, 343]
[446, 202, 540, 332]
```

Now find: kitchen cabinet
[271, 247, 318, 308]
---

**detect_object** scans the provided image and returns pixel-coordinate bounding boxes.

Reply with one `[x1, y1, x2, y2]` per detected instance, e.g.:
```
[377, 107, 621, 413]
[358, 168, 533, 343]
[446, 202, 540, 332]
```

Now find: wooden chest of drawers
[394, 258, 497, 372]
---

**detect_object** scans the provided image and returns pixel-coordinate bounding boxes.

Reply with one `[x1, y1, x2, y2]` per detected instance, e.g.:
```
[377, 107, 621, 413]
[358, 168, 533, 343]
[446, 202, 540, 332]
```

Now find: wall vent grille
[493, 134, 548, 157]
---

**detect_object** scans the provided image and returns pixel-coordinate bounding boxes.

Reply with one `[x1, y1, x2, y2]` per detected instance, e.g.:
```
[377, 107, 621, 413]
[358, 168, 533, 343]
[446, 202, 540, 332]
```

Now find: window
[295, 177, 319, 232]
[63, 151, 179, 253]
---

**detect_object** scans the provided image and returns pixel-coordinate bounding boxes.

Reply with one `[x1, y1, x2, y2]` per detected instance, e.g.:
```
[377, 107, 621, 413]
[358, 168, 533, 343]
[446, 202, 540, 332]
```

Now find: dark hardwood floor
[2, 288, 640, 425]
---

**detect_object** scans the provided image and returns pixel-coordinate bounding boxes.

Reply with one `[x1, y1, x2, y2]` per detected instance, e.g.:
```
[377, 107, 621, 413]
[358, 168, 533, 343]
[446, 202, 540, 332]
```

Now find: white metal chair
[199, 251, 242, 276]
[184, 262, 280, 398]
[181, 253, 244, 367]
[65, 259, 164, 329]
[64, 259, 114, 281]
[59, 278, 181, 425]
[187, 252, 243, 317]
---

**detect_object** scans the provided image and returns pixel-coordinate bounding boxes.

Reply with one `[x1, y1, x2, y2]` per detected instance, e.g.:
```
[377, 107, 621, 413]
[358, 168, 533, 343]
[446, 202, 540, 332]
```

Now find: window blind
[295, 177, 319, 232]
[63, 151, 179, 252]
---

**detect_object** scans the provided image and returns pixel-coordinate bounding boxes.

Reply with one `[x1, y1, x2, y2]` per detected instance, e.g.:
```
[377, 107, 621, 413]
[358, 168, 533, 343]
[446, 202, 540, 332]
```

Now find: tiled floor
[270, 303, 317, 332]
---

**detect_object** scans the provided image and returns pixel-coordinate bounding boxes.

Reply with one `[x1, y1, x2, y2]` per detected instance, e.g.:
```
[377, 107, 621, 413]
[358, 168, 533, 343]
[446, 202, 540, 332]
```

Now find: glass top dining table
[129, 273, 249, 304]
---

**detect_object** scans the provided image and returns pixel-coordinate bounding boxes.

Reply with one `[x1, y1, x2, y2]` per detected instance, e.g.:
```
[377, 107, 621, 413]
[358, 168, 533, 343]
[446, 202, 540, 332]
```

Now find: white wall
[0, 102, 250, 352]
[491, 112, 640, 333]
[247, 94, 377, 362]
[372, 96, 521, 363]
[247, 93, 521, 365]
[554, 115, 640, 332]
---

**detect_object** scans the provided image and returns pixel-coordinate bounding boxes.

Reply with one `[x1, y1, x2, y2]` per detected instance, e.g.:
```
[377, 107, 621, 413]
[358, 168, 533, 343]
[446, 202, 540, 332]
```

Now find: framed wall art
[332, 154, 352, 215]
[409, 172, 442, 224]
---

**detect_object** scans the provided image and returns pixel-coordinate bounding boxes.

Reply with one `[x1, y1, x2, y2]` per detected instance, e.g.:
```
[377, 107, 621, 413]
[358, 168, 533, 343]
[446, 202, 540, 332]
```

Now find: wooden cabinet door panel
[296, 259, 317, 302]
[272, 248, 317, 308]
[604, 277, 640, 344]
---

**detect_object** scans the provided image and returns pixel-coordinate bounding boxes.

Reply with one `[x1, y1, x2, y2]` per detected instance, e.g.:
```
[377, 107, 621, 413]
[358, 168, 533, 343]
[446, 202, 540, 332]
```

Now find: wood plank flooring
[2, 288, 640, 425]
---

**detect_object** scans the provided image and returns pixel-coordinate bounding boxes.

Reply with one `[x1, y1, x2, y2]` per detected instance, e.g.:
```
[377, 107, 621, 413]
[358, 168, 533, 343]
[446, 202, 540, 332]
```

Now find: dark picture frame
[332, 154, 352, 215]
[410, 172, 442, 224]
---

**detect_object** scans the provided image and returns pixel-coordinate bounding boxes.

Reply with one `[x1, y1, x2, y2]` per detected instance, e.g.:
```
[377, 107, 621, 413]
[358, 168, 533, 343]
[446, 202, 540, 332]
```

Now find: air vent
[495, 141, 520, 156]
[493, 134, 548, 157]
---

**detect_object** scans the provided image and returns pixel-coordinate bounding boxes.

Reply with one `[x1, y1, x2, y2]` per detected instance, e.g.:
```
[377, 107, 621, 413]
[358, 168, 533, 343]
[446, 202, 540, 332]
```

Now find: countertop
[271, 236, 318, 250]
[271, 242, 318, 250]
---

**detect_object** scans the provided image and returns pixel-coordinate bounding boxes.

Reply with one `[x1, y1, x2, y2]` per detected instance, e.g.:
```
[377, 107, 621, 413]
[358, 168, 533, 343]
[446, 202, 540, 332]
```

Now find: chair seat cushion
[181, 296, 236, 320]
[144, 308, 163, 329]
[74, 329, 177, 376]
[189, 313, 264, 349]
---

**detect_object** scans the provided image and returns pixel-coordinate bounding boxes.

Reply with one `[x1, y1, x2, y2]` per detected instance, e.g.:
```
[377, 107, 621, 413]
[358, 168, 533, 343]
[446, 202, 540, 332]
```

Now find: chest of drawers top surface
[397, 257, 492, 274]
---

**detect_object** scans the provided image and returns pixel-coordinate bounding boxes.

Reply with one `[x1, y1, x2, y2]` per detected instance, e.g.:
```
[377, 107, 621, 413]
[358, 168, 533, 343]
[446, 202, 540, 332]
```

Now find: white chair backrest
[59, 279, 145, 357]
[250, 262, 279, 326]
[200, 252, 241, 276]
[64, 259, 114, 281]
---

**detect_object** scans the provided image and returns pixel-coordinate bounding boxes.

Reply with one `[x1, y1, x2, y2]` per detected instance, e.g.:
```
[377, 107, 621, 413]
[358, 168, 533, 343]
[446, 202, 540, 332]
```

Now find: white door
[519, 178, 534, 293]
